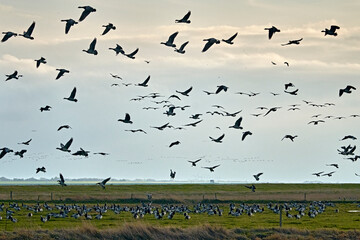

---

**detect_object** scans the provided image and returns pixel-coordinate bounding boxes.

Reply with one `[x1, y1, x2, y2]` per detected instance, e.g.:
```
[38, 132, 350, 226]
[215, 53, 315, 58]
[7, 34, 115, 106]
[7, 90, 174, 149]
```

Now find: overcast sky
[0, 0, 359, 183]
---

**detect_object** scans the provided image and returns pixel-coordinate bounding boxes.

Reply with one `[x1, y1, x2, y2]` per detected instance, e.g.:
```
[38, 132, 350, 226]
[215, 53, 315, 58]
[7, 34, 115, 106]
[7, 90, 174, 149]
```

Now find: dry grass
[0, 223, 359, 240]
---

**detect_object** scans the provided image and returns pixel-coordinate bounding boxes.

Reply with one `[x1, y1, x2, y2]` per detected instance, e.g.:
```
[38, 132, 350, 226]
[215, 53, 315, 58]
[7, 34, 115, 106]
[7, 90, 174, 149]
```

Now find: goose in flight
[285, 83, 295, 90]
[284, 89, 299, 95]
[184, 120, 202, 127]
[281, 38, 303, 46]
[203, 90, 215, 95]
[322, 25, 340, 36]
[223, 110, 242, 117]
[245, 184, 256, 192]
[340, 135, 357, 141]
[35, 57, 46, 68]
[174, 41, 189, 54]
[175, 11, 191, 23]
[125, 129, 147, 134]
[36, 167, 46, 174]
[264, 107, 281, 116]
[242, 131, 252, 141]
[169, 141, 180, 148]
[216, 85, 228, 94]
[308, 120, 325, 125]
[55, 68, 69, 80]
[123, 48, 139, 59]
[118, 113, 133, 124]
[222, 32, 238, 44]
[14, 150, 27, 158]
[0, 147, 13, 159]
[264, 26, 280, 39]
[18, 139, 32, 145]
[190, 114, 202, 119]
[61, 19, 78, 34]
[58, 173, 67, 186]
[339, 85, 356, 97]
[102, 23, 116, 35]
[56, 138, 73, 152]
[109, 44, 124, 55]
[64, 87, 78, 102]
[110, 73, 122, 79]
[202, 38, 220, 52]
[136, 75, 150, 87]
[19, 21, 35, 40]
[78, 6, 96, 22]
[1, 31, 17, 42]
[57, 125, 71, 131]
[322, 171, 335, 177]
[151, 122, 171, 130]
[94, 152, 109, 156]
[40, 105, 51, 112]
[72, 148, 90, 157]
[326, 163, 339, 168]
[164, 106, 176, 116]
[202, 164, 220, 172]
[170, 169, 176, 179]
[229, 117, 243, 129]
[312, 171, 324, 177]
[188, 159, 201, 166]
[270, 92, 280, 96]
[209, 134, 225, 143]
[282, 135, 298, 142]
[97, 177, 111, 189]
[284, 62, 289, 67]
[161, 32, 178, 47]
[253, 173, 263, 181]
[176, 86, 193, 96]
[5, 71, 22, 81]
[83, 38, 98, 55]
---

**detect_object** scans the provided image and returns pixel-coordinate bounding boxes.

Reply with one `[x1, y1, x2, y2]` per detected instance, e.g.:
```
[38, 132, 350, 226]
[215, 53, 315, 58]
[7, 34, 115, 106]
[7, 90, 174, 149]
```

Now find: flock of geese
[0, 4, 359, 191]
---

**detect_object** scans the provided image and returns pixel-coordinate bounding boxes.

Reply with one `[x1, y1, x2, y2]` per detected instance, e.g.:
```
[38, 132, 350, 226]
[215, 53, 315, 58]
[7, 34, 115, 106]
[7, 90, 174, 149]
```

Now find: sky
[0, 0, 359, 183]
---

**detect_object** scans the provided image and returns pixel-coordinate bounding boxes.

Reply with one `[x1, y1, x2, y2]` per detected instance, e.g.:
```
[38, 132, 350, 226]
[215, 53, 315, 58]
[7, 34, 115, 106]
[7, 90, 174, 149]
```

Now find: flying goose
[161, 32, 178, 47]
[340, 135, 357, 141]
[339, 85, 356, 97]
[118, 113, 133, 124]
[174, 41, 189, 54]
[1, 31, 17, 42]
[72, 148, 90, 157]
[123, 48, 139, 59]
[94, 152, 109, 156]
[245, 184, 256, 192]
[55, 68, 69, 80]
[125, 129, 147, 134]
[56, 138, 73, 152]
[35, 57, 46, 68]
[175, 11, 191, 23]
[281, 135, 298, 142]
[326, 164, 339, 168]
[58, 173, 67, 186]
[263, 107, 281, 116]
[222, 32, 238, 44]
[322, 25, 340, 36]
[281, 38, 303, 46]
[136, 75, 150, 87]
[322, 171, 335, 177]
[0, 147, 13, 159]
[109, 44, 124, 55]
[102, 23, 116, 35]
[78, 6, 96, 22]
[253, 173, 263, 181]
[83, 38, 98, 55]
[216, 85, 228, 94]
[229, 117, 243, 129]
[61, 19, 78, 34]
[170, 169, 176, 179]
[5, 71, 22, 81]
[308, 120, 325, 125]
[57, 125, 71, 131]
[164, 106, 176, 116]
[110, 73, 122, 79]
[18, 139, 32, 145]
[19, 21, 35, 40]
[202, 38, 220, 52]
[151, 123, 171, 130]
[176, 86, 193, 96]
[169, 141, 180, 148]
[184, 120, 202, 127]
[242, 131, 253, 141]
[222, 110, 242, 117]
[264, 26, 280, 39]
[190, 114, 202, 119]
[312, 171, 324, 177]
[202, 165, 220, 172]
[14, 150, 27, 158]
[284, 89, 299, 95]
[97, 177, 111, 189]
[36, 167, 46, 173]
[64, 87, 78, 102]
[209, 134, 225, 143]
[40, 105, 51, 112]
[188, 159, 201, 166]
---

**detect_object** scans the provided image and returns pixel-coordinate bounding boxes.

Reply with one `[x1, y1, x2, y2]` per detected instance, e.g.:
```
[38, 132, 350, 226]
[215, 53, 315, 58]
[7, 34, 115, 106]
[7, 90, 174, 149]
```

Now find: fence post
[202, 194, 204, 200]
[304, 193, 307, 201]
[279, 205, 283, 227]
[215, 193, 217, 200]
[131, 194, 133, 199]
[10, 191, 12, 200]
[51, 192, 53, 201]
[38, 195, 40, 201]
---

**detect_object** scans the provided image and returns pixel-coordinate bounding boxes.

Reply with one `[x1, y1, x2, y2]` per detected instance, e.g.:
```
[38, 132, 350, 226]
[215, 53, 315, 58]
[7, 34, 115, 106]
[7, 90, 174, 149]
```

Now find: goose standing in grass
[19, 21, 35, 40]
[35, 57, 46, 68]
[102, 23, 116, 35]
[61, 19, 78, 34]
[222, 32, 238, 44]
[55, 68, 69, 80]
[202, 38, 220, 52]
[1, 31, 17, 42]
[174, 41, 189, 54]
[97, 177, 111, 189]
[161, 32, 178, 47]
[56, 138, 73, 152]
[58, 173, 67, 186]
[78, 6, 96, 22]
[64, 87, 78, 102]
[175, 11, 191, 23]
[118, 113, 133, 124]
[83, 38, 98, 55]
[264, 26, 280, 39]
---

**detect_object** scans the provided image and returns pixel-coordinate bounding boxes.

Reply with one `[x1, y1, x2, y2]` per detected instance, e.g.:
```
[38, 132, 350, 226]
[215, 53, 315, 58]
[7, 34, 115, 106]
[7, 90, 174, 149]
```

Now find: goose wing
[102, 177, 111, 185]
[60, 173, 65, 183]
[234, 117, 243, 127]
[142, 75, 150, 85]
[64, 21, 72, 34]
[330, 25, 340, 32]
[89, 38, 97, 51]
[64, 138, 73, 149]
[26, 22, 35, 36]
[182, 11, 191, 21]
[127, 48, 139, 58]
[69, 87, 77, 99]
[183, 86, 193, 95]
[168, 32, 178, 44]
[179, 41, 189, 51]
[79, 7, 92, 21]
[226, 32, 238, 42]
[125, 113, 131, 122]
[202, 40, 215, 52]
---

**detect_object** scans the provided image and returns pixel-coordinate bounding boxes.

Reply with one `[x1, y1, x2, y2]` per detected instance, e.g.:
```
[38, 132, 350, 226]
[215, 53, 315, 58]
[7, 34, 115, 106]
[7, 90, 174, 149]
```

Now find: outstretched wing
[227, 32, 238, 42]
[202, 40, 214, 52]
[64, 138, 73, 149]
[168, 32, 179, 43]
[217, 134, 225, 141]
[125, 113, 131, 122]
[183, 86, 193, 95]
[102, 177, 111, 185]
[234, 117, 243, 127]
[179, 41, 189, 51]
[26, 22, 35, 35]
[89, 38, 97, 51]
[213, 164, 220, 169]
[142, 75, 150, 85]
[330, 25, 340, 32]
[70, 87, 77, 99]
[79, 7, 91, 21]
[182, 11, 191, 21]
[60, 173, 65, 182]
[127, 48, 139, 58]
